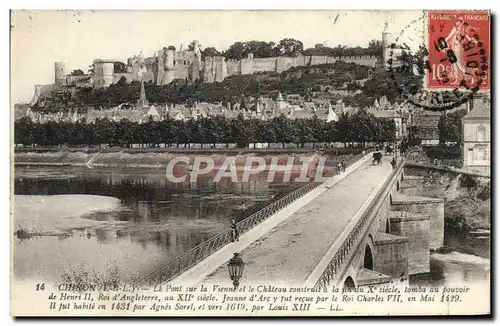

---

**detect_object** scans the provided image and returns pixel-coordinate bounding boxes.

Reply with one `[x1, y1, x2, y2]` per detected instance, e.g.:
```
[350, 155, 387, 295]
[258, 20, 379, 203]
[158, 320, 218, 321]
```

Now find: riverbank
[14, 148, 363, 169]
[13, 195, 123, 236]
[404, 166, 491, 232]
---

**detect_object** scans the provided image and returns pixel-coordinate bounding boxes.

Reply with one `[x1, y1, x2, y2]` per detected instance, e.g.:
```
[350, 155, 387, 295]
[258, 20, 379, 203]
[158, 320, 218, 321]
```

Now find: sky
[10, 10, 424, 104]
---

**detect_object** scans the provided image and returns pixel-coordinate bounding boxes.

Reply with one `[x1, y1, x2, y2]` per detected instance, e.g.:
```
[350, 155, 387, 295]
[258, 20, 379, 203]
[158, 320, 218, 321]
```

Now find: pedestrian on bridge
[230, 219, 239, 242]
[337, 162, 343, 174]
[391, 157, 397, 169]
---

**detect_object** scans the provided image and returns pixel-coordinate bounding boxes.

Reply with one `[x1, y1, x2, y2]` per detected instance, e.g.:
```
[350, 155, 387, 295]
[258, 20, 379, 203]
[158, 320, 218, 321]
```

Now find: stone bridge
[147, 154, 444, 291]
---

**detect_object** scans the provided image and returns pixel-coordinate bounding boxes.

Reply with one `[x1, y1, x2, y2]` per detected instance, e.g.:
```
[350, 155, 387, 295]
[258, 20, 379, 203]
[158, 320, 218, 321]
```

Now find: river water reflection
[14, 166, 310, 283]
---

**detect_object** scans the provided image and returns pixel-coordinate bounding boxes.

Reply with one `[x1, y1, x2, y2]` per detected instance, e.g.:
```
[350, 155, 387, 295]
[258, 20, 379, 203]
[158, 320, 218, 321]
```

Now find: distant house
[462, 100, 490, 175]
[169, 104, 192, 121]
[139, 105, 161, 121]
[413, 110, 442, 145]
[316, 104, 339, 122]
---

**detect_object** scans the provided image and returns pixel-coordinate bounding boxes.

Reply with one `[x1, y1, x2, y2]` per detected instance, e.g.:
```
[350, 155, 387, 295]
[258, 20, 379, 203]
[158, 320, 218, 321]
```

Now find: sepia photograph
[9, 8, 491, 317]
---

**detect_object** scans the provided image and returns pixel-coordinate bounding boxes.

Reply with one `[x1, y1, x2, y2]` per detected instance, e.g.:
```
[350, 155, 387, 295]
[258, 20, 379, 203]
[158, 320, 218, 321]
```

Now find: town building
[412, 110, 442, 145]
[462, 97, 491, 175]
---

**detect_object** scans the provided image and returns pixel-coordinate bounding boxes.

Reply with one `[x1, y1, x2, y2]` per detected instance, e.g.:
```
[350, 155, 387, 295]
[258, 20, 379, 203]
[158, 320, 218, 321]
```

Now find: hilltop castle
[32, 27, 396, 104]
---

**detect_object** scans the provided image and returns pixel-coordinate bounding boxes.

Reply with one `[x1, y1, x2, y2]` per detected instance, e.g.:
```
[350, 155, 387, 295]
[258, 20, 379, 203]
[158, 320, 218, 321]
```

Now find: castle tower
[101, 62, 115, 87]
[93, 60, 115, 88]
[382, 22, 391, 70]
[137, 80, 149, 107]
[165, 49, 175, 84]
[54, 62, 67, 88]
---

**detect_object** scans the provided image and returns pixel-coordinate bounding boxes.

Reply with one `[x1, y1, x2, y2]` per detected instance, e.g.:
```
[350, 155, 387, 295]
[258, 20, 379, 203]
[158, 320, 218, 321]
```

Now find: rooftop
[372, 110, 401, 119]
[463, 102, 490, 120]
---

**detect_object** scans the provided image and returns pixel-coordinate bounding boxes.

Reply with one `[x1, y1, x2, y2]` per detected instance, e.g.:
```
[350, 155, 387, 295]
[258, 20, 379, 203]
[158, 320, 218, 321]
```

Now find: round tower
[382, 22, 391, 70]
[54, 62, 67, 87]
[165, 49, 175, 84]
[93, 61, 115, 88]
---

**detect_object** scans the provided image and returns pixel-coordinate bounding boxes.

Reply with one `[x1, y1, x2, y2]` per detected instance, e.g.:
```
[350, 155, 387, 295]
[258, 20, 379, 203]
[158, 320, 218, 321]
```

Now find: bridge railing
[133, 151, 368, 286]
[313, 157, 405, 290]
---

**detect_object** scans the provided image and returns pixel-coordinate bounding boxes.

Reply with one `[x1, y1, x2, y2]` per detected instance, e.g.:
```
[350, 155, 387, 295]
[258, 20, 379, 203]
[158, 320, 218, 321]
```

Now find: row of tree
[197, 39, 382, 60]
[15, 111, 396, 148]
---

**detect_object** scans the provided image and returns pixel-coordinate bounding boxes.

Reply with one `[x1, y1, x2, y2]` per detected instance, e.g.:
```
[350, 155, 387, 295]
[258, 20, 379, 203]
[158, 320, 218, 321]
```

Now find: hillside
[32, 59, 419, 112]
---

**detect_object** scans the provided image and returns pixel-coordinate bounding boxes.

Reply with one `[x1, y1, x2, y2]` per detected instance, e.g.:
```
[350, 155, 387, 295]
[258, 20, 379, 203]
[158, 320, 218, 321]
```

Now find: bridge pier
[390, 194, 444, 250]
[373, 232, 409, 280]
[388, 211, 430, 274]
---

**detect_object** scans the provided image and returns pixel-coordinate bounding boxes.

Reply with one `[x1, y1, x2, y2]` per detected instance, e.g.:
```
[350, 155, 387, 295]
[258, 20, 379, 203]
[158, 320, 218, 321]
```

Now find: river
[13, 165, 308, 284]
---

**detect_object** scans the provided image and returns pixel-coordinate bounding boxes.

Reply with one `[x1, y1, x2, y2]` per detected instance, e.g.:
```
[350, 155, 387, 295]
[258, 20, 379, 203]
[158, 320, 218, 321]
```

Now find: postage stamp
[387, 10, 490, 110]
[10, 10, 491, 318]
[425, 10, 490, 91]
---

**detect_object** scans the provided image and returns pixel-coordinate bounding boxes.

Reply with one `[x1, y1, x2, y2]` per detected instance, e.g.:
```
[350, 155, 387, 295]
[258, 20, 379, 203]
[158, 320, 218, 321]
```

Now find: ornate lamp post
[228, 253, 245, 289]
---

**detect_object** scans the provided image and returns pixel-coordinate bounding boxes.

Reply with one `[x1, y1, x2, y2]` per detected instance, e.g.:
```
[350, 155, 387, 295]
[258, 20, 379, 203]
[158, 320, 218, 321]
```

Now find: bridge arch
[343, 276, 356, 291]
[363, 244, 374, 270]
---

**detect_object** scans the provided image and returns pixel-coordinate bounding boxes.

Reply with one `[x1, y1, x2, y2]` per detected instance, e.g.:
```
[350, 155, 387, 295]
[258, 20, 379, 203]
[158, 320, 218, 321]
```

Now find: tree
[275, 38, 303, 56]
[368, 39, 383, 57]
[188, 40, 200, 51]
[377, 118, 396, 143]
[438, 109, 467, 145]
[224, 42, 250, 60]
[167, 45, 176, 51]
[202, 47, 221, 58]
[335, 113, 351, 147]
[247, 41, 276, 58]
[70, 69, 85, 76]
[14, 117, 33, 145]
[113, 61, 128, 73]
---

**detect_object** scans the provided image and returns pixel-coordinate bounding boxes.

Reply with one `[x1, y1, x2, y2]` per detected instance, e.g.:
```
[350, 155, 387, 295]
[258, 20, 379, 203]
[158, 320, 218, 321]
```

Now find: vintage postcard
[10, 9, 491, 316]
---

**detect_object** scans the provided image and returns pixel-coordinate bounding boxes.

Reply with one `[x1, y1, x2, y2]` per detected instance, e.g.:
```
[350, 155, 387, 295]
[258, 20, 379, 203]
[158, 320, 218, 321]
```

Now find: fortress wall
[213, 57, 226, 83]
[226, 60, 241, 76]
[203, 58, 215, 83]
[309, 56, 329, 65]
[295, 55, 306, 67]
[252, 57, 277, 73]
[240, 58, 253, 75]
[190, 60, 201, 81]
[326, 57, 340, 64]
[276, 57, 297, 73]
[143, 64, 156, 83]
[173, 64, 189, 80]
[342, 56, 378, 66]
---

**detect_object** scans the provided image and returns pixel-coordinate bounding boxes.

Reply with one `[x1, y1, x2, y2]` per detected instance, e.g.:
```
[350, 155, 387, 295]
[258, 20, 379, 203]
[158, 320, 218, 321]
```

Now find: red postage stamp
[426, 10, 490, 91]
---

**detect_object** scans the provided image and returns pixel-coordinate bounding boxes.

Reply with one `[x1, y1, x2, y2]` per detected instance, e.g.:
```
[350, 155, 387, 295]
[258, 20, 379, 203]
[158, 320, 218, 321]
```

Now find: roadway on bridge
[202, 156, 392, 287]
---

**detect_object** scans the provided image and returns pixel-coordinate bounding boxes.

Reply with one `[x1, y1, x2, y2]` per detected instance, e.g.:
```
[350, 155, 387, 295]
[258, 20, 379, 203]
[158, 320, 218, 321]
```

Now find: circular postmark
[387, 11, 489, 110]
